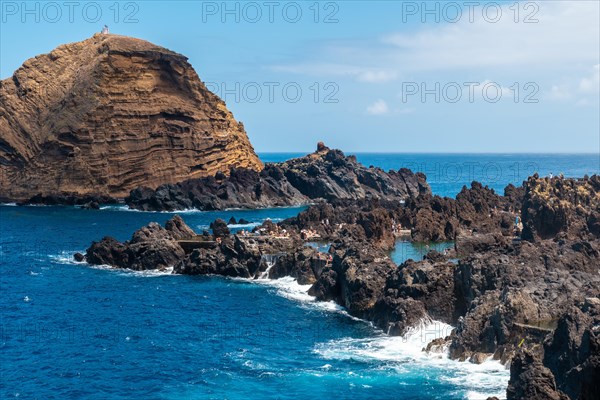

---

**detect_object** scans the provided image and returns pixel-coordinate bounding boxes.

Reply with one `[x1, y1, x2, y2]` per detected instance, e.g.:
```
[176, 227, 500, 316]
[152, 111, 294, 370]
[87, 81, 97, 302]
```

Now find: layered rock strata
[0, 34, 262, 201]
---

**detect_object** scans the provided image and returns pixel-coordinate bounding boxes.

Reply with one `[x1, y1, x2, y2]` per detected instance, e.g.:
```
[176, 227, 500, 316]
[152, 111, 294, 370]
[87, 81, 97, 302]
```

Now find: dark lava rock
[86, 236, 133, 269]
[281, 198, 402, 250]
[372, 296, 428, 336]
[308, 269, 338, 301]
[371, 258, 458, 335]
[20, 193, 117, 207]
[399, 181, 521, 242]
[85, 216, 190, 271]
[542, 300, 600, 400]
[165, 215, 196, 240]
[81, 201, 100, 210]
[521, 175, 600, 242]
[507, 350, 567, 400]
[455, 232, 508, 257]
[506, 301, 600, 400]
[269, 246, 324, 285]
[309, 243, 395, 317]
[449, 238, 600, 363]
[126, 146, 431, 211]
[210, 219, 230, 237]
[173, 233, 302, 280]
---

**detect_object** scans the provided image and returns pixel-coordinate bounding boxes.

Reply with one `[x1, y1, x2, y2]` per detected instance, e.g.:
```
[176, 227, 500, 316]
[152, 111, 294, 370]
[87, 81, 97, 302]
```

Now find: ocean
[1, 154, 598, 399]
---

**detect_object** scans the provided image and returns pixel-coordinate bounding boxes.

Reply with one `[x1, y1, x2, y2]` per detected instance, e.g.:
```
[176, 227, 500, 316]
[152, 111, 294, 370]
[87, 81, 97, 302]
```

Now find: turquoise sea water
[1, 154, 598, 399]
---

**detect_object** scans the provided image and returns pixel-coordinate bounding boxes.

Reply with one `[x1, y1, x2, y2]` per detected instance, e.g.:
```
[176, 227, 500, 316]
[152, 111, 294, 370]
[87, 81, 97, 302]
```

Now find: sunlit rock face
[0, 34, 262, 201]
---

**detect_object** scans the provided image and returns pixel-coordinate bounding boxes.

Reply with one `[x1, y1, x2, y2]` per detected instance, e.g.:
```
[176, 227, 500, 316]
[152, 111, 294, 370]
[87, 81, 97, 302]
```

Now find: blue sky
[1, 1, 599, 153]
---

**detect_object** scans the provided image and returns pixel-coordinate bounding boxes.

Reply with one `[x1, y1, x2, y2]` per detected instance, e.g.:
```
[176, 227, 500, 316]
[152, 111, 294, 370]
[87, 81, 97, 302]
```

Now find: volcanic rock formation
[83, 173, 600, 400]
[126, 144, 431, 211]
[0, 34, 262, 201]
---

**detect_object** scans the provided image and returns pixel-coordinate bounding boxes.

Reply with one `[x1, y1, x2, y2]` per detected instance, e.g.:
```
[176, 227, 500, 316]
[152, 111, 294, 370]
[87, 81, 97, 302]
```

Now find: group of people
[300, 229, 321, 240]
[255, 227, 291, 239]
[392, 219, 410, 237]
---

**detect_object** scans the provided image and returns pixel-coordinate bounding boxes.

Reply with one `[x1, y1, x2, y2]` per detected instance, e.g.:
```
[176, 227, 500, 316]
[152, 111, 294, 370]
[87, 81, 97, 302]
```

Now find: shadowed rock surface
[86, 215, 192, 271]
[0, 34, 262, 202]
[125, 144, 431, 211]
[507, 299, 600, 400]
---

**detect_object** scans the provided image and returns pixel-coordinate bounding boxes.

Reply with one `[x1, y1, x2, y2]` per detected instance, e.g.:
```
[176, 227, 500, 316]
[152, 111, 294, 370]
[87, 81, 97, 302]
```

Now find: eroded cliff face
[0, 34, 262, 200]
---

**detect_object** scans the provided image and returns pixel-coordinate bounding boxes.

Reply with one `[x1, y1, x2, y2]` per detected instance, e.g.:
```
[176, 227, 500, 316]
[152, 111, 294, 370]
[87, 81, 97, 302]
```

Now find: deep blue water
[2, 154, 597, 399]
[260, 153, 600, 198]
[0, 206, 507, 400]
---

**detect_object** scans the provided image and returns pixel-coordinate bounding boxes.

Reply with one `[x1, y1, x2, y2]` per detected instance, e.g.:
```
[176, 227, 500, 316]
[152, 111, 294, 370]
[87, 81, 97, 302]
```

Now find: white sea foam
[227, 223, 262, 229]
[48, 250, 88, 265]
[98, 205, 204, 214]
[198, 218, 283, 232]
[256, 276, 313, 301]
[313, 320, 510, 399]
[99, 205, 130, 211]
[254, 276, 362, 319]
[99, 204, 304, 214]
[313, 320, 452, 362]
[87, 264, 175, 277]
[49, 250, 175, 277]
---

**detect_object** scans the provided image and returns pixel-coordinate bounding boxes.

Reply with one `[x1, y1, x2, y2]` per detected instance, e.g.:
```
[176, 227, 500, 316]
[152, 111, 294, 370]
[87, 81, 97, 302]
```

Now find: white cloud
[271, 64, 398, 83]
[579, 64, 600, 93]
[380, 2, 598, 71]
[545, 85, 572, 101]
[271, 2, 599, 80]
[366, 99, 389, 115]
[357, 70, 398, 83]
[396, 107, 415, 115]
[544, 65, 600, 103]
[479, 80, 515, 100]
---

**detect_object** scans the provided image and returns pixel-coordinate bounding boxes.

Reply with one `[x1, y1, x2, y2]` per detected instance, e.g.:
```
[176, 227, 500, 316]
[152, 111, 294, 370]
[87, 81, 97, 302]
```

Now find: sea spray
[258, 254, 281, 279]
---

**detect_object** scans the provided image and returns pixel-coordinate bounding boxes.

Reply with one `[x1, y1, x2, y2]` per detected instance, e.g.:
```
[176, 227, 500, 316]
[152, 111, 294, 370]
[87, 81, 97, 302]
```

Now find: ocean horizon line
[258, 151, 600, 156]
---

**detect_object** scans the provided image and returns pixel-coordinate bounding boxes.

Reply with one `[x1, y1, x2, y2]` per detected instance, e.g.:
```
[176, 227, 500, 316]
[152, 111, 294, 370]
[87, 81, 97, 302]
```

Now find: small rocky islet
[80, 145, 600, 400]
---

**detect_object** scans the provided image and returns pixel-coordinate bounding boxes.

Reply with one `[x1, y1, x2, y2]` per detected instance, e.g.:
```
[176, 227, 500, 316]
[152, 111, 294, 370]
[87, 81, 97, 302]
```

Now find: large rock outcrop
[399, 181, 519, 242]
[507, 299, 600, 400]
[126, 144, 431, 211]
[0, 34, 262, 201]
[85, 215, 192, 271]
[521, 175, 600, 242]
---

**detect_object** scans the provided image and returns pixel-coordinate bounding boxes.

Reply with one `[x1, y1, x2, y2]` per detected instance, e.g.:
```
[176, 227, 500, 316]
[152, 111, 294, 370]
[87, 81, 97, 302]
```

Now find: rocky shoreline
[11, 144, 430, 210]
[125, 143, 430, 211]
[5, 34, 597, 398]
[77, 161, 600, 400]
